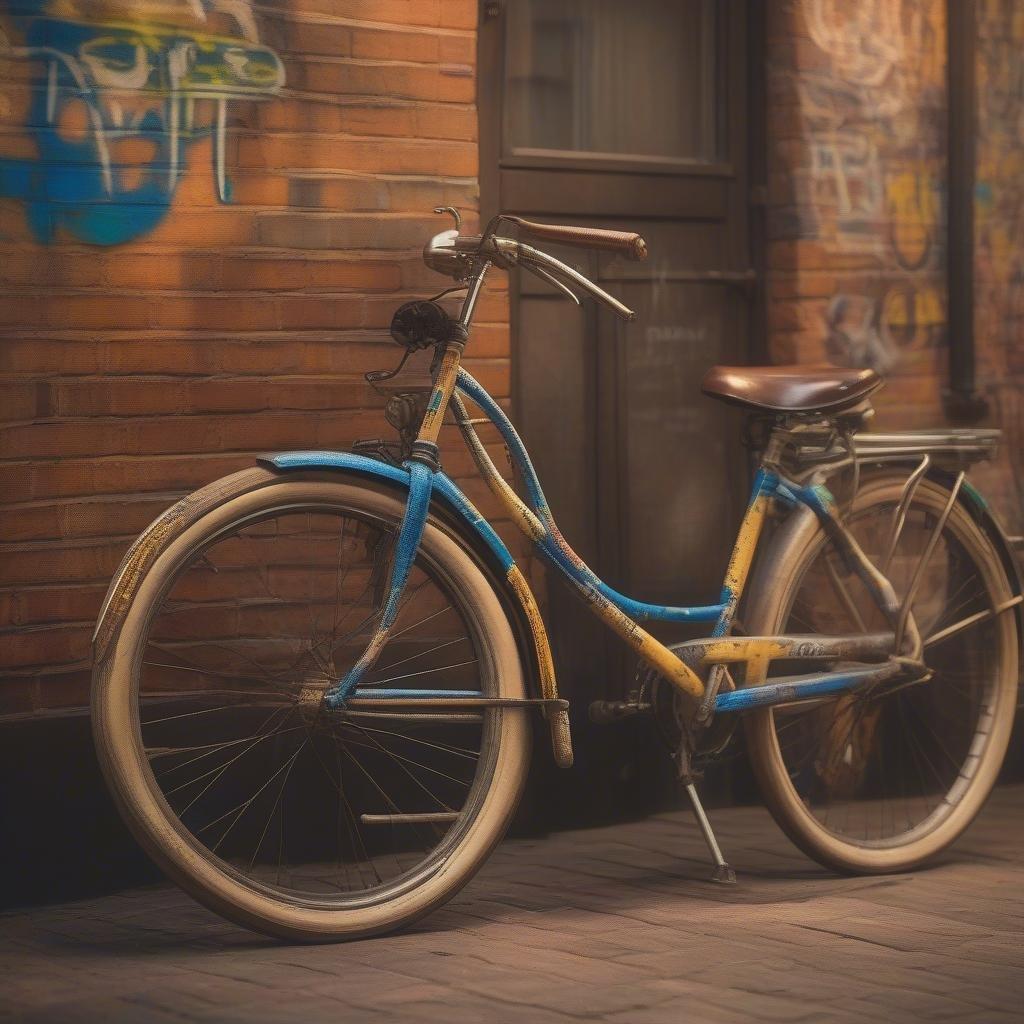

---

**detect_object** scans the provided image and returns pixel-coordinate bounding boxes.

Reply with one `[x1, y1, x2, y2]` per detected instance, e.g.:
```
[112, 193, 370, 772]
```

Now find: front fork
[324, 344, 465, 708]
[325, 267, 486, 708]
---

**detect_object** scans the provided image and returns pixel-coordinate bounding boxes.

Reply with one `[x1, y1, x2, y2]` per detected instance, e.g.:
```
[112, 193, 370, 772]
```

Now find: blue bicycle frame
[261, 373, 905, 727]
[259, 222, 931, 759]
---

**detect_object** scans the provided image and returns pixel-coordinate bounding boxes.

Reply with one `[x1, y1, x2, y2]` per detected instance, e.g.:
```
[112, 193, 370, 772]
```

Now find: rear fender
[745, 463, 1023, 655]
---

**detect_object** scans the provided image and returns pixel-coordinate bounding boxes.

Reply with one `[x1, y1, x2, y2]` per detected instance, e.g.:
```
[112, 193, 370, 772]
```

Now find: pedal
[588, 699, 650, 724]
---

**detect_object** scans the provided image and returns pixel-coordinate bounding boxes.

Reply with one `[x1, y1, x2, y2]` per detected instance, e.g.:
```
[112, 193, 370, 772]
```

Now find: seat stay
[776, 475, 921, 657]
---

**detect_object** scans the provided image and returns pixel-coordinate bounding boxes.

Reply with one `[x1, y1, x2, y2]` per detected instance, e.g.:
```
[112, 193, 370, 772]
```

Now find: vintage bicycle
[92, 210, 1022, 941]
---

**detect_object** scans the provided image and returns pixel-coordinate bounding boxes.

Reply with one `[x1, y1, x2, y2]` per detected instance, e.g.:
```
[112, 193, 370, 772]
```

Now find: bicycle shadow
[10, 791, 1015, 956]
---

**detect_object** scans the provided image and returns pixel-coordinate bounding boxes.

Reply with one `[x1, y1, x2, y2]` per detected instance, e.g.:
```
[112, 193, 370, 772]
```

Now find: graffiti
[0, 1, 284, 245]
[879, 284, 943, 350]
[790, 1, 948, 374]
[885, 170, 941, 271]
[804, 0, 942, 100]
[808, 131, 884, 253]
[977, 0, 1024, 125]
[797, 75, 867, 128]
[804, 0, 903, 87]
[824, 283, 943, 373]
[824, 294, 896, 373]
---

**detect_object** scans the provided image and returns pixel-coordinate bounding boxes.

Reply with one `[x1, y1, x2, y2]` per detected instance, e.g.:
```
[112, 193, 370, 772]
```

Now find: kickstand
[683, 782, 737, 884]
[675, 747, 736, 885]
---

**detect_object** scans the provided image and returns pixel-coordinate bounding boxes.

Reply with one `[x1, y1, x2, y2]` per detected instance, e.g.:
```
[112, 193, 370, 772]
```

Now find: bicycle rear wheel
[92, 469, 531, 940]
[744, 473, 1019, 873]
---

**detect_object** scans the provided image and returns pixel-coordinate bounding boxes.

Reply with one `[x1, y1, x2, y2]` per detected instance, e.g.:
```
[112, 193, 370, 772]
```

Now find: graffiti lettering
[809, 131, 884, 254]
[885, 170, 941, 271]
[824, 293, 896, 373]
[804, 0, 903, 87]
[0, 0, 284, 245]
[879, 284, 944, 351]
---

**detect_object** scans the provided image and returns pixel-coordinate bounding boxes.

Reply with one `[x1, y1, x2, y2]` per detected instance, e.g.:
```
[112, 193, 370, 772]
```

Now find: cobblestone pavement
[3, 785, 1023, 1023]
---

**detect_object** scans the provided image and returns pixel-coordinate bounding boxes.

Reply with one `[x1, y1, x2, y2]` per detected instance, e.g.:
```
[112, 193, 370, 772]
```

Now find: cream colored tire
[743, 475, 1019, 874]
[92, 469, 531, 941]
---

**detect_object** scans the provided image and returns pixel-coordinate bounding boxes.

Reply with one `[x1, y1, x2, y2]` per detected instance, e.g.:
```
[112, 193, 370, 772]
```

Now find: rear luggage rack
[854, 429, 999, 468]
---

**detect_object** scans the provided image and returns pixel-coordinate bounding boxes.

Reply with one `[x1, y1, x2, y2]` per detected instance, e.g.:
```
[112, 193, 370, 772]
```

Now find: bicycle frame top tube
[455, 369, 735, 624]
[408, 250, 734, 628]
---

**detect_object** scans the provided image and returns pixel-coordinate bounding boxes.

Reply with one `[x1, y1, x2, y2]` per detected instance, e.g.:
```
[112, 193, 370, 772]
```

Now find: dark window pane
[504, 0, 719, 163]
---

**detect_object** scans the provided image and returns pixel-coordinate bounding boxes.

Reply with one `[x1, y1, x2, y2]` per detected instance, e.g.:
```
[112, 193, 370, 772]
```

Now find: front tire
[92, 468, 531, 941]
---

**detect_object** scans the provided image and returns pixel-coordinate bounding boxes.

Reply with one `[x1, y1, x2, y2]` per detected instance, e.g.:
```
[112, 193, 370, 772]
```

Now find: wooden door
[479, 0, 760, 719]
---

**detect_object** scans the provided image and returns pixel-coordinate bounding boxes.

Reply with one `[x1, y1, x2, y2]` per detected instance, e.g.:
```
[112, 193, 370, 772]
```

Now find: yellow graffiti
[886, 171, 940, 271]
[880, 285, 943, 350]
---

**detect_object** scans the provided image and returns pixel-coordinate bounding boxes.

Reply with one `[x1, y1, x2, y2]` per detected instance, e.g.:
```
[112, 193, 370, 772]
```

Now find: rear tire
[743, 474, 1019, 874]
[92, 469, 531, 941]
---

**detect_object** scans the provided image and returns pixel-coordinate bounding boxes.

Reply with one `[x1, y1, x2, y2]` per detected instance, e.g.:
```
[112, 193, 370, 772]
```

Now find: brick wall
[0, 0, 513, 717]
[972, 0, 1024, 533]
[765, 0, 1024, 537]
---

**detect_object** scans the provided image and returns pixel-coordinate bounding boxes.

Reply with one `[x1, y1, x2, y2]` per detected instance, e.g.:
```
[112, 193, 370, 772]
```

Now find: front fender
[260, 450, 517, 572]
[259, 451, 572, 767]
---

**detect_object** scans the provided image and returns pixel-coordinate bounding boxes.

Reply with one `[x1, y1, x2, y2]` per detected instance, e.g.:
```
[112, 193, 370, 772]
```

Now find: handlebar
[423, 213, 645, 322]
[500, 216, 647, 261]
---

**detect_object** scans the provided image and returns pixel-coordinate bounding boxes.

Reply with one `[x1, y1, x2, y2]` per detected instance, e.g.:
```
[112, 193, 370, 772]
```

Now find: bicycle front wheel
[92, 468, 531, 941]
[744, 473, 1019, 874]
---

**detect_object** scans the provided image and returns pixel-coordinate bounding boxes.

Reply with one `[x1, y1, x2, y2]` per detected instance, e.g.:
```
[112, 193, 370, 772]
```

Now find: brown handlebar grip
[505, 217, 648, 261]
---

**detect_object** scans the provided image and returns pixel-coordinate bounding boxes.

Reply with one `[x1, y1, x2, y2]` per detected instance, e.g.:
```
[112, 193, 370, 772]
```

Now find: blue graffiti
[0, 1, 283, 245]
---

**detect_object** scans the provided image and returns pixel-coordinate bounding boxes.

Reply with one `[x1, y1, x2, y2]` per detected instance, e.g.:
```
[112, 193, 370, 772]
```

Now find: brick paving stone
[1, 784, 1022, 1023]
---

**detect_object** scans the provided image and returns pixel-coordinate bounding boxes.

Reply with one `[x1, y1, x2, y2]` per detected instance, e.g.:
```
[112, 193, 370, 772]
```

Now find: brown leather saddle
[701, 364, 882, 414]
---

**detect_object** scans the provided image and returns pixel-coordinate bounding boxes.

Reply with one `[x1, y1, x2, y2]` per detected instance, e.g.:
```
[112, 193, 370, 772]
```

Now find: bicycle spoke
[361, 657, 478, 688]
[162, 704, 295, 798]
[126, 499, 500, 904]
[340, 722, 481, 761]
[824, 554, 867, 632]
[333, 721, 471, 794]
[206, 739, 309, 853]
[368, 635, 469, 677]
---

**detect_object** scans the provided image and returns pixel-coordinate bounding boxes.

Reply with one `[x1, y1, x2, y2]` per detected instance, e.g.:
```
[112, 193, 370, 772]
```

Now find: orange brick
[0, 0, 505, 713]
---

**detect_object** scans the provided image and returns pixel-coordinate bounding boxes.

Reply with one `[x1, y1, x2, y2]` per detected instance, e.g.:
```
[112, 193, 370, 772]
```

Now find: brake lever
[514, 242, 636, 321]
[528, 264, 581, 306]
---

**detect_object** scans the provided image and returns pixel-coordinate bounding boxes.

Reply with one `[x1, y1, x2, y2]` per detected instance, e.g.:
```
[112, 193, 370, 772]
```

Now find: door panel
[499, 169, 730, 218]
[480, 0, 754, 703]
[616, 281, 746, 604]
[515, 280, 596, 564]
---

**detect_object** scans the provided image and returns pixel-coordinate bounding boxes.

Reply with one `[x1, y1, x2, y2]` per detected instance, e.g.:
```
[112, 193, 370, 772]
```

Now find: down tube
[455, 369, 725, 624]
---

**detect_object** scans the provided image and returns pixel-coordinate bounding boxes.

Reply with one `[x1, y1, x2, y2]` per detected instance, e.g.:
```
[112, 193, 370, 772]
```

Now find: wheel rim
[130, 500, 503, 908]
[768, 491, 1006, 849]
